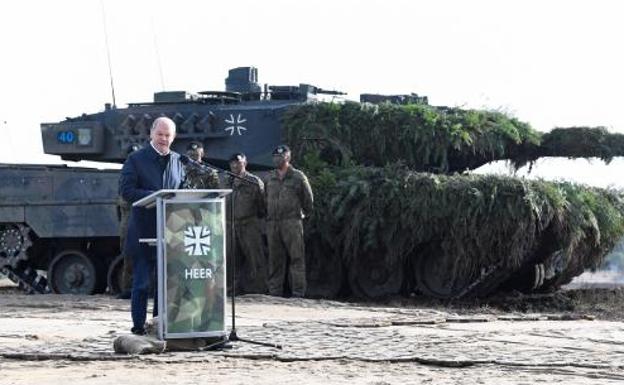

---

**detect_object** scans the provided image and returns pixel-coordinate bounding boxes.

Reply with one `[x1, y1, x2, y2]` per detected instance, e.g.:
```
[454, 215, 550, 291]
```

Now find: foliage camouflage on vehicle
[281, 103, 624, 299]
[299, 160, 624, 299]
[282, 102, 624, 173]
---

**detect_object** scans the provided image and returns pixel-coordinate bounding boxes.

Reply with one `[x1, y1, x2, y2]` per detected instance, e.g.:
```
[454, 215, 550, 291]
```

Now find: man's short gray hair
[151, 116, 176, 132]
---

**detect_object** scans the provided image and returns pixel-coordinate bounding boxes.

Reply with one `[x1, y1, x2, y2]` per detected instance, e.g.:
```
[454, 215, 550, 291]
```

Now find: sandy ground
[1, 277, 624, 385]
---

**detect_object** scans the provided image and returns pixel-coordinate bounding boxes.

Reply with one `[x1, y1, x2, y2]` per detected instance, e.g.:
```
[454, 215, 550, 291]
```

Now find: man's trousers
[266, 219, 306, 297]
[131, 244, 157, 332]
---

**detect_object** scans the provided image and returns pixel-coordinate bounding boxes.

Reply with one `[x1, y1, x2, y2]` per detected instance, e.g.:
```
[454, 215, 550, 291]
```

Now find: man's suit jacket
[119, 145, 185, 257]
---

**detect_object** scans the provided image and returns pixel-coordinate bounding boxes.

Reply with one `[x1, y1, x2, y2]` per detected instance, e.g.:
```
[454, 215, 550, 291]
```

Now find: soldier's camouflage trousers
[227, 217, 267, 294]
[266, 219, 306, 297]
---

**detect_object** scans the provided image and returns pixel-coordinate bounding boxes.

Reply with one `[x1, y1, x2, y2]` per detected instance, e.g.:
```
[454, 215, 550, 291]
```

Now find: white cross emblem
[224, 113, 247, 136]
[183, 226, 211, 256]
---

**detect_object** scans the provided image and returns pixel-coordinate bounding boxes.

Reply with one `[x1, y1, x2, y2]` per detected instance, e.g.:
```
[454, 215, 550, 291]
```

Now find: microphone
[180, 154, 260, 186]
[179, 155, 219, 173]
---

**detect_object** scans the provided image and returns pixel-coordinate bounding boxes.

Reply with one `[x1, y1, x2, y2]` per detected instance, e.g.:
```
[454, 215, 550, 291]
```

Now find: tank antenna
[151, 17, 166, 91]
[100, 0, 117, 107]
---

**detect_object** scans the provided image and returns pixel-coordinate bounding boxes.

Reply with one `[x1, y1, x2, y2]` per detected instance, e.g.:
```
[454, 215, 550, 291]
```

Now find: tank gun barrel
[282, 103, 624, 173]
[313, 87, 346, 96]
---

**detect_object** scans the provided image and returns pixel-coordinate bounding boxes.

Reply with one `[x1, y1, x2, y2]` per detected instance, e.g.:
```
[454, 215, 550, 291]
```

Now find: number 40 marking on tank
[224, 113, 247, 136]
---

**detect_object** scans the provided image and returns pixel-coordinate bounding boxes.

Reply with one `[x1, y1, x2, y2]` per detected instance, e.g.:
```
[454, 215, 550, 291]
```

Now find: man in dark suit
[120, 117, 186, 335]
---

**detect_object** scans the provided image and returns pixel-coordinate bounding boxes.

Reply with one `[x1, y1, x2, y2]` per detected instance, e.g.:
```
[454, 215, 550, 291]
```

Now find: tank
[0, 164, 119, 294]
[3, 66, 623, 299]
[281, 103, 624, 299]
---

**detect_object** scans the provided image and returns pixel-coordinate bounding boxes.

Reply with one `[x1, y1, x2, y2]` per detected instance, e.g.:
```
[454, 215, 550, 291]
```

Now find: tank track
[0, 224, 48, 294]
[1, 264, 49, 294]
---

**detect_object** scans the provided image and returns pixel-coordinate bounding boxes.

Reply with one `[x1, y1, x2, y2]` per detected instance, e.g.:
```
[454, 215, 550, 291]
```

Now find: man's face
[229, 160, 245, 175]
[272, 153, 289, 168]
[187, 148, 204, 162]
[150, 122, 175, 154]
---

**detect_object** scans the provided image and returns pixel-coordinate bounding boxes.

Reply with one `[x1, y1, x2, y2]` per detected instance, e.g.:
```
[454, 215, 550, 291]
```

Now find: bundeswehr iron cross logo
[183, 226, 211, 256]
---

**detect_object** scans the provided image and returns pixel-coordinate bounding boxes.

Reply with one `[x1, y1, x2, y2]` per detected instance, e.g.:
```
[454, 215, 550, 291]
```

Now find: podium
[134, 189, 232, 341]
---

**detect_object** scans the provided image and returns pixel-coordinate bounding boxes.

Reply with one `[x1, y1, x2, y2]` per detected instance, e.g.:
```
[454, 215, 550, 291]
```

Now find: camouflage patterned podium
[134, 189, 232, 340]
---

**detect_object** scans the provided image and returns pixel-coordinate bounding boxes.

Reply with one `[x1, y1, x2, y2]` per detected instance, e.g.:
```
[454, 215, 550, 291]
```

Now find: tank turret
[40, 67, 344, 169]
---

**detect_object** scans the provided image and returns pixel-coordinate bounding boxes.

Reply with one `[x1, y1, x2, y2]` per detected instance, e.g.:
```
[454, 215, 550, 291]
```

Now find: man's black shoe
[116, 291, 131, 300]
[131, 327, 146, 336]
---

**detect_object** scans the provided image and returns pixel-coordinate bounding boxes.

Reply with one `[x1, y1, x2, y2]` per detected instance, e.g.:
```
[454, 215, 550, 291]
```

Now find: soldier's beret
[272, 144, 291, 155]
[229, 153, 246, 162]
[187, 141, 203, 151]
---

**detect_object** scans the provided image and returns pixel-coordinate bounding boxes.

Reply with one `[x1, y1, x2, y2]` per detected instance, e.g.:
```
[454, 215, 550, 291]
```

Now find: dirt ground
[1, 277, 624, 385]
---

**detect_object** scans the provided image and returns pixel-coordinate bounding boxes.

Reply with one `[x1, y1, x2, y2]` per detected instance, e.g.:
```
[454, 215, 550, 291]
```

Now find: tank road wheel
[48, 250, 101, 294]
[305, 239, 343, 299]
[413, 249, 474, 299]
[107, 254, 125, 295]
[347, 250, 403, 299]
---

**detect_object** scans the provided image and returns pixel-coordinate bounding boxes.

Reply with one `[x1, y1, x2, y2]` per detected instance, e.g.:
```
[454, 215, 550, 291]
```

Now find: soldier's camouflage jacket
[183, 165, 219, 190]
[224, 171, 266, 221]
[265, 165, 313, 221]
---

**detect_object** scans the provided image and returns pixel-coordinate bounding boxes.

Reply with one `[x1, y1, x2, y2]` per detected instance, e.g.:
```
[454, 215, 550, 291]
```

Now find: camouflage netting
[281, 102, 624, 299]
[303, 163, 624, 299]
[517, 126, 624, 168]
[282, 102, 624, 173]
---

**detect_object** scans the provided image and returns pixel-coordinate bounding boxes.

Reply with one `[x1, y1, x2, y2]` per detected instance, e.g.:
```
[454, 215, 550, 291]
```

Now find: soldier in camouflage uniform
[225, 153, 267, 294]
[265, 145, 313, 297]
[183, 141, 219, 189]
[117, 195, 132, 299]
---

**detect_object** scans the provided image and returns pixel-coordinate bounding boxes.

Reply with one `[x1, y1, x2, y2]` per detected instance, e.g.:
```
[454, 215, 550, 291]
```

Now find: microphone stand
[182, 156, 282, 350]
